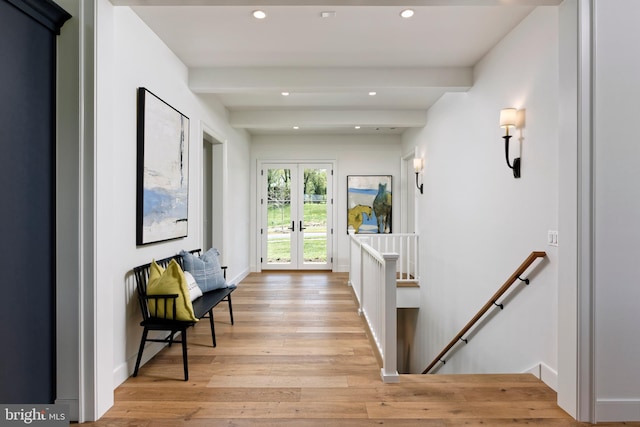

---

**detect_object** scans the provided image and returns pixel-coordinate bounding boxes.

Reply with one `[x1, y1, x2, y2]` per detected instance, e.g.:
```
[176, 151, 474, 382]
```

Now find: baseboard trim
[596, 399, 640, 422]
[229, 268, 249, 287]
[114, 340, 168, 387]
[335, 263, 349, 273]
[523, 362, 558, 391]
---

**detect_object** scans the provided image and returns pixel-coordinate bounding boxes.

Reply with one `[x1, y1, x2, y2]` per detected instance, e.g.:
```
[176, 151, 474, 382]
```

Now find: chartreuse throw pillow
[180, 248, 227, 292]
[147, 259, 198, 322]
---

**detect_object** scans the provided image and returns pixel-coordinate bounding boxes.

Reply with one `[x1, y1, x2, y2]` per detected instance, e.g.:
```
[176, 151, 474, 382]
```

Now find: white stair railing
[349, 234, 364, 306]
[348, 233, 400, 383]
[359, 233, 419, 283]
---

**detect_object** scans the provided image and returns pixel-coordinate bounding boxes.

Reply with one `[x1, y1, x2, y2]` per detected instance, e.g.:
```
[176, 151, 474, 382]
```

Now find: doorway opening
[202, 128, 226, 257]
[401, 150, 418, 234]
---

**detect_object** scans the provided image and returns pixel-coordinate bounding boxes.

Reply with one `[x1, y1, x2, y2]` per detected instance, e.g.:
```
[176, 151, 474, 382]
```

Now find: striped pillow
[180, 248, 227, 292]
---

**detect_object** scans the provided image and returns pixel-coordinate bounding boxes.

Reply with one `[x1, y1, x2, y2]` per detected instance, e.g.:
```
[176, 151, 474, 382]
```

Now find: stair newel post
[381, 253, 400, 383]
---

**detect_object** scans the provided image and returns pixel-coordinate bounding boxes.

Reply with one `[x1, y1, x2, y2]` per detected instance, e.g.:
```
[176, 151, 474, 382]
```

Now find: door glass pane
[267, 168, 292, 264]
[302, 167, 327, 264]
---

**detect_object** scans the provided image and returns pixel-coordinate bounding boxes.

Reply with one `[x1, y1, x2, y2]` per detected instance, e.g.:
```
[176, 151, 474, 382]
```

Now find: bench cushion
[147, 259, 198, 322]
[180, 248, 227, 292]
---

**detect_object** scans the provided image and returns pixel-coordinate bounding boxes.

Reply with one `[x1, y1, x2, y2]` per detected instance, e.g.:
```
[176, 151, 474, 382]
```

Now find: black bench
[131, 249, 235, 380]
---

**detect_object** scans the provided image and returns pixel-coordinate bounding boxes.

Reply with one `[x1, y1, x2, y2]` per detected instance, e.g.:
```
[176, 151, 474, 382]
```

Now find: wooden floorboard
[83, 272, 639, 426]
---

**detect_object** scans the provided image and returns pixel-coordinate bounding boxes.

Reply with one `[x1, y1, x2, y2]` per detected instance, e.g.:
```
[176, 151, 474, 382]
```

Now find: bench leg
[227, 294, 234, 325]
[133, 328, 149, 377]
[181, 327, 189, 381]
[208, 309, 216, 347]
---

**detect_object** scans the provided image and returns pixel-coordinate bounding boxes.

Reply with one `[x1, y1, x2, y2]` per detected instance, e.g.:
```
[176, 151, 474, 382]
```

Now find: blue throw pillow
[180, 248, 227, 292]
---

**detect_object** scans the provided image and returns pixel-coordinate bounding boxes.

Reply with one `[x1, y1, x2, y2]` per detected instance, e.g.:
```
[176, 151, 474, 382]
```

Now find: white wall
[592, 0, 640, 420]
[59, 0, 640, 422]
[557, 0, 580, 418]
[251, 134, 402, 272]
[402, 7, 559, 382]
[92, 1, 252, 415]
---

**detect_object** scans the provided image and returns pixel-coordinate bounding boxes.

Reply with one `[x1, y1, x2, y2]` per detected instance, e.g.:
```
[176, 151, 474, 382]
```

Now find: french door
[260, 162, 333, 270]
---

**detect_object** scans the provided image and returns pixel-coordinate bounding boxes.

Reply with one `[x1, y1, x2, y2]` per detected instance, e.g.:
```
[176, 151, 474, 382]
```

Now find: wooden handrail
[422, 251, 547, 374]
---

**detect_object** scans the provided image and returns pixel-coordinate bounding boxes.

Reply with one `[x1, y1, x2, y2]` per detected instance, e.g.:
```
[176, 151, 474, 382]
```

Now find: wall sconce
[413, 158, 424, 194]
[499, 108, 521, 179]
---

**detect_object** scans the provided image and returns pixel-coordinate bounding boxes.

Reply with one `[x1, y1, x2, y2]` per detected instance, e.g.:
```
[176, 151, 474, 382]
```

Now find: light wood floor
[84, 272, 638, 426]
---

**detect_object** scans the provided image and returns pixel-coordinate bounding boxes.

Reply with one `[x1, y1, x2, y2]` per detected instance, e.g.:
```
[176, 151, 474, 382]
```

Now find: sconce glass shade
[500, 108, 517, 129]
[499, 108, 521, 178]
[413, 158, 424, 173]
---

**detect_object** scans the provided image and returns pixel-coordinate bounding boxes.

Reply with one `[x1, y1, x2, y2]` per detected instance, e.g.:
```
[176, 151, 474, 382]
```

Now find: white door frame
[400, 148, 418, 233]
[257, 159, 336, 271]
[201, 122, 227, 262]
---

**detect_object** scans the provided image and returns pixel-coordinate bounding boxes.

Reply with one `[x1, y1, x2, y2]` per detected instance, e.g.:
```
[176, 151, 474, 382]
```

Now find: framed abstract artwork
[136, 87, 190, 245]
[347, 175, 392, 234]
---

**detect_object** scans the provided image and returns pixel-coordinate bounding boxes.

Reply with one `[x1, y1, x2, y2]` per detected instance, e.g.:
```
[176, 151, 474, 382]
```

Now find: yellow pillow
[147, 259, 198, 322]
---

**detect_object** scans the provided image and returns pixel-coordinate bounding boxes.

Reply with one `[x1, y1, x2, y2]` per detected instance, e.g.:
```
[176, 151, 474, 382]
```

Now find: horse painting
[347, 175, 392, 234]
[372, 183, 392, 233]
[348, 204, 372, 234]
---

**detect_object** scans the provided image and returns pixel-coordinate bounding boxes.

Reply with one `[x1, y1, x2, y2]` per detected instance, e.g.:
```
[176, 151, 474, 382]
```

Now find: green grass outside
[267, 202, 327, 233]
[266, 236, 327, 263]
[267, 202, 328, 263]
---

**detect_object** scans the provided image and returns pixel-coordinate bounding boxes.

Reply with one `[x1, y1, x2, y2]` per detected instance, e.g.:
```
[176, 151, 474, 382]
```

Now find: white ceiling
[113, 0, 561, 135]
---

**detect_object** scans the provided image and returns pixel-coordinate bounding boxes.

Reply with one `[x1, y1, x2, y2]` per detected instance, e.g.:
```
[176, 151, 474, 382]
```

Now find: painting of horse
[347, 175, 392, 234]
[348, 204, 373, 234]
[372, 183, 392, 233]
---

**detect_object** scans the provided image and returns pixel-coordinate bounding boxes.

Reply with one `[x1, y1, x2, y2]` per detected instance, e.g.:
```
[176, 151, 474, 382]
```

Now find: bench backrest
[132, 249, 202, 322]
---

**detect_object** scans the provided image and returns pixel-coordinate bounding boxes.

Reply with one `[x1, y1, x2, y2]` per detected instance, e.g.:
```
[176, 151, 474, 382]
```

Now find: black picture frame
[136, 87, 190, 245]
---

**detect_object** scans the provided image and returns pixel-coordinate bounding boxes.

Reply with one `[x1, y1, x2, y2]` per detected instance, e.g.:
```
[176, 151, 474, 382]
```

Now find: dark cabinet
[0, 0, 70, 404]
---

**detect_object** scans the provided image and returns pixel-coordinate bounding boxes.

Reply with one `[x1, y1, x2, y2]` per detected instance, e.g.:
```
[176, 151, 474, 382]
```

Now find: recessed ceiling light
[369, 91, 377, 96]
[354, 126, 361, 129]
[400, 9, 414, 18]
[320, 11, 336, 18]
[293, 126, 299, 130]
[281, 91, 290, 96]
[252, 10, 266, 19]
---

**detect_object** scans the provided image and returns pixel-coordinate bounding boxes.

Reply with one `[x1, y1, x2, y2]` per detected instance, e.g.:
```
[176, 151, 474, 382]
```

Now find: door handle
[288, 221, 295, 232]
[300, 221, 306, 231]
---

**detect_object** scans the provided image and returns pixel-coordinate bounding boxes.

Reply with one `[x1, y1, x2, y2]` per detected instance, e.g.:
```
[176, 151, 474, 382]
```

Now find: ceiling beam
[229, 109, 426, 129]
[189, 67, 472, 93]
[112, 0, 562, 6]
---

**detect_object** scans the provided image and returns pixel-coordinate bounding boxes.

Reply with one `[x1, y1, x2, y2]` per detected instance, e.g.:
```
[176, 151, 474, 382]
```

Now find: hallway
[85, 272, 624, 426]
